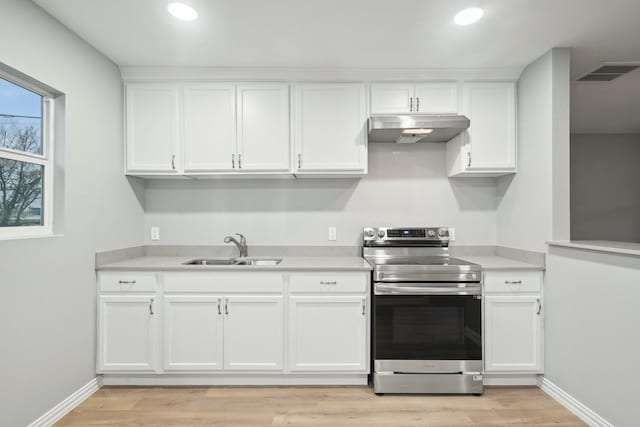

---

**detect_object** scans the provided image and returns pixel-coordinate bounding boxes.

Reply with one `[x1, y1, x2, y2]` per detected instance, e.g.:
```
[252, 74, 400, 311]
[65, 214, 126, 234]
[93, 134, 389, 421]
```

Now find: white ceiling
[31, 0, 640, 132]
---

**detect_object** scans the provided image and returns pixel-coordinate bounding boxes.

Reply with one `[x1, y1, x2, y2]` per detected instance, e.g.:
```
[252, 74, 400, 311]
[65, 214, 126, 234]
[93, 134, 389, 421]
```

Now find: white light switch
[449, 227, 456, 241]
[328, 226, 337, 241]
[150, 226, 160, 241]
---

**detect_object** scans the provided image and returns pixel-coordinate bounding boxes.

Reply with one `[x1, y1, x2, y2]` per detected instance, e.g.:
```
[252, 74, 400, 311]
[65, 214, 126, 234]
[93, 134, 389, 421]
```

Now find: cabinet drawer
[164, 272, 284, 293]
[99, 271, 157, 292]
[484, 271, 542, 294]
[289, 273, 367, 294]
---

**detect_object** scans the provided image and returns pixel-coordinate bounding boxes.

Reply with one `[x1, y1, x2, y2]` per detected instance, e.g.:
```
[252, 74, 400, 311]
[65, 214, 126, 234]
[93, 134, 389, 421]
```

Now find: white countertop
[97, 254, 544, 272]
[456, 255, 544, 271]
[97, 255, 373, 272]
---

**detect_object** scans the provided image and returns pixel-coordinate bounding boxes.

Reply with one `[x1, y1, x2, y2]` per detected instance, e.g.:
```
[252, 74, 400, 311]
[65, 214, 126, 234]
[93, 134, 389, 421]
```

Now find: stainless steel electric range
[363, 226, 484, 395]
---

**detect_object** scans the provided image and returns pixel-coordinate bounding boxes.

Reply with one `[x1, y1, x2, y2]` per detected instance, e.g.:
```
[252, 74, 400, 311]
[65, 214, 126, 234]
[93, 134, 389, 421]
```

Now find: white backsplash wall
[144, 143, 498, 246]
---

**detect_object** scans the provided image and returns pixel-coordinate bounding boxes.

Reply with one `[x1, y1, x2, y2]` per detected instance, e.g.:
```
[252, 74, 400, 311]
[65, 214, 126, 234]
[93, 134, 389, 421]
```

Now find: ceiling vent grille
[577, 62, 640, 82]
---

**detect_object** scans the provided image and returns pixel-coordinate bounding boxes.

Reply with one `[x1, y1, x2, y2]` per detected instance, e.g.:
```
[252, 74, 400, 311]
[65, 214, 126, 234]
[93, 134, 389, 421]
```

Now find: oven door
[373, 282, 482, 365]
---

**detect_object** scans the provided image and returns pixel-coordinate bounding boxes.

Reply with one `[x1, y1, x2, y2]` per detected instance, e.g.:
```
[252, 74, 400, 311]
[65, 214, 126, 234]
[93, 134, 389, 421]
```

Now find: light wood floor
[56, 386, 585, 426]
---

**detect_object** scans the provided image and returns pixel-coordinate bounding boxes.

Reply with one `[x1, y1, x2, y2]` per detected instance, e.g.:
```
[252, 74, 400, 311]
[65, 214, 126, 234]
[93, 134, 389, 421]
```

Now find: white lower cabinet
[97, 270, 369, 383]
[289, 296, 368, 372]
[163, 295, 224, 371]
[98, 295, 158, 372]
[484, 295, 543, 372]
[223, 295, 284, 371]
[483, 270, 543, 377]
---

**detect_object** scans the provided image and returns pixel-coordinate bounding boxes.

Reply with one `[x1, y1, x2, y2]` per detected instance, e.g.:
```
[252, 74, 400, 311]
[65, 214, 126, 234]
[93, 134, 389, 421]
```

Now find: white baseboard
[537, 377, 613, 427]
[102, 374, 368, 386]
[28, 377, 103, 427]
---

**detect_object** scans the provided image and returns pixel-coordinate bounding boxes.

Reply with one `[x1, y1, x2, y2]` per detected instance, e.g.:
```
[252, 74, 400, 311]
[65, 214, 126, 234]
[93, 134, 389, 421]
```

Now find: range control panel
[363, 227, 450, 244]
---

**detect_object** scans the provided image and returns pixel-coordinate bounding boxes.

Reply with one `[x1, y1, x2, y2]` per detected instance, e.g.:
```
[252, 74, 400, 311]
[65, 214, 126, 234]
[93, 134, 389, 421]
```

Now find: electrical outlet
[449, 227, 456, 241]
[328, 226, 337, 241]
[150, 226, 160, 241]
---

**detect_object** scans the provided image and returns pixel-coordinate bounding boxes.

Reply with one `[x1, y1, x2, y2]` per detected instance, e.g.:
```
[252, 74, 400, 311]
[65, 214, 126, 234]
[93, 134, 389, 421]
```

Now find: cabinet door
[223, 296, 284, 371]
[370, 83, 413, 114]
[237, 84, 290, 172]
[183, 83, 237, 172]
[289, 296, 368, 372]
[126, 84, 180, 173]
[484, 295, 542, 372]
[462, 82, 516, 171]
[163, 295, 224, 371]
[97, 295, 157, 372]
[294, 83, 367, 173]
[414, 82, 459, 114]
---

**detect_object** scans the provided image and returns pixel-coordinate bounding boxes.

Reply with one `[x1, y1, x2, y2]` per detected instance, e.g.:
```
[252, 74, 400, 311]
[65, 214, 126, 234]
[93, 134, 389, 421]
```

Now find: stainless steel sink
[183, 258, 236, 266]
[233, 258, 282, 266]
[183, 257, 282, 266]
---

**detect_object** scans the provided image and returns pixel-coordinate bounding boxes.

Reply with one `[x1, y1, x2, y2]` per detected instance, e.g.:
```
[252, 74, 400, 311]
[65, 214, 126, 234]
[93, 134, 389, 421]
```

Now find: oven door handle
[374, 283, 481, 296]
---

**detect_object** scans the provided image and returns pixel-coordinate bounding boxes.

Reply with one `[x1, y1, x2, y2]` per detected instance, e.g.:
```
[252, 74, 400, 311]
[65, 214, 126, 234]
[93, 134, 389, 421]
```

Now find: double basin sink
[183, 257, 282, 267]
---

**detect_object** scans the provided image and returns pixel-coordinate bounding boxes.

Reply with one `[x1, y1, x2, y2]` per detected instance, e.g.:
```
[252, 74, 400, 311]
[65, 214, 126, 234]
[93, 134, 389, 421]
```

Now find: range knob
[377, 229, 386, 238]
[438, 229, 449, 237]
[427, 229, 436, 238]
[364, 229, 375, 238]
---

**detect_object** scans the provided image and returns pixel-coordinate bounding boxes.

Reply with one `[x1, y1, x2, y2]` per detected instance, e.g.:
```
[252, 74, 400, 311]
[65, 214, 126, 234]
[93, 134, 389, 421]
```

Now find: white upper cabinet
[370, 83, 414, 114]
[294, 83, 367, 175]
[126, 82, 291, 176]
[183, 83, 236, 172]
[447, 81, 517, 177]
[237, 83, 290, 172]
[414, 83, 459, 114]
[126, 84, 180, 173]
[370, 82, 459, 114]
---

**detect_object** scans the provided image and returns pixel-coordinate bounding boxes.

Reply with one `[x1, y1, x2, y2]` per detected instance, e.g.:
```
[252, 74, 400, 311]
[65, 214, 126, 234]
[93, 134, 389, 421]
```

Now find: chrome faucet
[224, 233, 248, 258]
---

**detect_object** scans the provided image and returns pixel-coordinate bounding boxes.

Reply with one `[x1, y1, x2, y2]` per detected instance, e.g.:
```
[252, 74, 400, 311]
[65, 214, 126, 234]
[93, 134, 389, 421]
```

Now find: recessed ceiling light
[168, 2, 198, 21]
[454, 7, 484, 26]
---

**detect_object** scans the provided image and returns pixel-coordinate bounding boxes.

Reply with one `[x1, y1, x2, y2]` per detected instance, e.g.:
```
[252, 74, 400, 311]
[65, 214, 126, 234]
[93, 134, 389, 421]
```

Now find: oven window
[374, 295, 482, 360]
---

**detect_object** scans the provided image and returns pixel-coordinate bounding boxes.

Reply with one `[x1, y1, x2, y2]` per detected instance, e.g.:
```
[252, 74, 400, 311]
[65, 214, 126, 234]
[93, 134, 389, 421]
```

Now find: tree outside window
[0, 74, 52, 234]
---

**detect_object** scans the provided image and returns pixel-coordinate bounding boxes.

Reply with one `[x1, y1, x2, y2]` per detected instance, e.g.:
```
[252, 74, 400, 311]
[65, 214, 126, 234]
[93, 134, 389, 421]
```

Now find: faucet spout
[224, 233, 248, 257]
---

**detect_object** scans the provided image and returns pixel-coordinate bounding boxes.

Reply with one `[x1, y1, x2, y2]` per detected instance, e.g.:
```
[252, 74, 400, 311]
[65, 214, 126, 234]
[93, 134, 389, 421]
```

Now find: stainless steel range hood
[368, 115, 470, 143]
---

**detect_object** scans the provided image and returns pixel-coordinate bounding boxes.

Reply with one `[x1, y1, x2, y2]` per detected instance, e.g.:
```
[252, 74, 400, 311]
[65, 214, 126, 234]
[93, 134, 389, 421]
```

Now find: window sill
[547, 240, 640, 258]
[0, 232, 64, 242]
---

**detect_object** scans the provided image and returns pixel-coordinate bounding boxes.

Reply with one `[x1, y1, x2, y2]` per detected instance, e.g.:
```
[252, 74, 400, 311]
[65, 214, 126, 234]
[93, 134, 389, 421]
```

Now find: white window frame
[0, 72, 55, 239]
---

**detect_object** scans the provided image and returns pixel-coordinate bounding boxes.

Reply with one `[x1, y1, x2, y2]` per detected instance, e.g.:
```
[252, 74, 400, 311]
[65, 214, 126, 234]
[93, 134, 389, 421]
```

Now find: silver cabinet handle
[297, 153, 302, 169]
[171, 154, 176, 170]
[320, 281, 337, 285]
[416, 97, 420, 112]
[536, 298, 542, 315]
[118, 280, 136, 284]
[217, 298, 222, 315]
[238, 154, 242, 169]
[409, 97, 413, 112]
[232, 154, 235, 169]
[467, 152, 472, 167]
[505, 280, 523, 285]
[225, 299, 229, 315]
[361, 298, 366, 316]
[149, 298, 154, 315]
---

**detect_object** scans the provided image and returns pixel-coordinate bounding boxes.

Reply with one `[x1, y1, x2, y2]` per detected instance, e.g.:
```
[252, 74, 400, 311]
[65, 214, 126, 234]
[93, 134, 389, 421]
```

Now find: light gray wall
[571, 133, 640, 242]
[496, 48, 571, 252]
[546, 246, 640, 426]
[144, 143, 499, 247]
[0, 1, 144, 425]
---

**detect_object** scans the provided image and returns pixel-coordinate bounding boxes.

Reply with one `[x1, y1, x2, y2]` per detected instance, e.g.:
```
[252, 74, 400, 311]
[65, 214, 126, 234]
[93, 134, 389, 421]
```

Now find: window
[0, 73, 54, 238]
